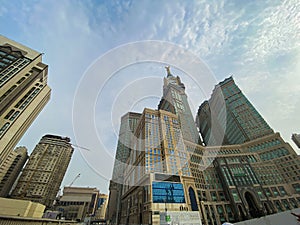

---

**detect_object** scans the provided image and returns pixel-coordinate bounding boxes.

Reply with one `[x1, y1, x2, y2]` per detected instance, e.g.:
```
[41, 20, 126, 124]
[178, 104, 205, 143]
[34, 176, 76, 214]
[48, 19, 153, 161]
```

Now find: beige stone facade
[11, 135, 73, 208]
[0, 35, 51, 196]
[55, 186, 107, 222]
[0, 146, 28, 197]
[0, 197, 45, 218]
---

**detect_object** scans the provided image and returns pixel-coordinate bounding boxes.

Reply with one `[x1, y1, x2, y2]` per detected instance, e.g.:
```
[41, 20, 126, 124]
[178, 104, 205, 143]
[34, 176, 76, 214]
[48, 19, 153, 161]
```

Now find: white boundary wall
[233, 208, 300, 225]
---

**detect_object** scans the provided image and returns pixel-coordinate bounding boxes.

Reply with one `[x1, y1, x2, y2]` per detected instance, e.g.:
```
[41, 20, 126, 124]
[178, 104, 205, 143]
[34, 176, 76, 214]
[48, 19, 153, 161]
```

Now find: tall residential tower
[11, 135, 73, 208]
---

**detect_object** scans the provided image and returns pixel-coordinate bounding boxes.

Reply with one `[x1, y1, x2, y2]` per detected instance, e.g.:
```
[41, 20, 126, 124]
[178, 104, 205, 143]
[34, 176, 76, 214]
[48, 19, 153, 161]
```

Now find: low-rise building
[0, 197, 45, 218]
[55, 186, 107, 222]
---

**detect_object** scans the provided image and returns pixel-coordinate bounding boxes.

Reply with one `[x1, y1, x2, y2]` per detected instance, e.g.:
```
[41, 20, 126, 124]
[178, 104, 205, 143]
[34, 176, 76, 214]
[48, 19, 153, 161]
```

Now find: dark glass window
[271, 187, 279, 197]
[292, 184, 300, 193]
[211, 191, 217, 201]
[278, 186, 287, 196]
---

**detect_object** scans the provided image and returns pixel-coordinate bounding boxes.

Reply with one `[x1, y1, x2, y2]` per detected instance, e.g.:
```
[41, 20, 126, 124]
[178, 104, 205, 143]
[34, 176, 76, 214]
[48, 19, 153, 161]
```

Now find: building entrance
[245, 191, 260, 218]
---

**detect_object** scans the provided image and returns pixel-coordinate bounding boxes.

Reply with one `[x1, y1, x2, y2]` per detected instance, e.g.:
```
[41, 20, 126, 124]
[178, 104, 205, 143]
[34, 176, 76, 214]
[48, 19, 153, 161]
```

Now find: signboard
[160, 211, 202, 225]
[152, 181, 185, 203]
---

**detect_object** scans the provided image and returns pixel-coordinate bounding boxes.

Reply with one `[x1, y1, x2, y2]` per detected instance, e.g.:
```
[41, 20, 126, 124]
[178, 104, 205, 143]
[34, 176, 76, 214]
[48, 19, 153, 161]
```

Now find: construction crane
[71, 143, 91, 151]
[69, 173, 81, 187]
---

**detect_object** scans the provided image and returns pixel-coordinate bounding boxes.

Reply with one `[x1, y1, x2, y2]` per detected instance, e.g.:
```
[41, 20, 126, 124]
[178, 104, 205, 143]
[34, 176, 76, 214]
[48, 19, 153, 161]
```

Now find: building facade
[292, 133, 300, 148]
[119, 108, 199, 224]
[194, 77, 300, 224]
[158, 66, 201, 145]
[94, 193, 108, 221]
[11, 135, 73, 208]
[196, 77, 273, 146]
[106, 112, 141, 224]
[0, 35, 51, 166]
[0, 35, 51, 195]
[107, 69, 300, 225]
[54, 187, 106, 222]
[0, 197, 46, 218]
[0, 146, 28, 197]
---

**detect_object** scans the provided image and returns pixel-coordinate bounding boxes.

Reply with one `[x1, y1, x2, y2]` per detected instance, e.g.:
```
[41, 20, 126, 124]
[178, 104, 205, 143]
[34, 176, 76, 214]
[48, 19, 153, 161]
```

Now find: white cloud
[244, 0, 300, 63]
[2, 0, 300, 192]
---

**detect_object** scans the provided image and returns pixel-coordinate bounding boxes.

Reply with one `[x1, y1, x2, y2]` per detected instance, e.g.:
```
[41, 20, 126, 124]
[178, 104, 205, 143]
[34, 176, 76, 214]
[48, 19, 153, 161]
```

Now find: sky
[1, 0, 299, 194]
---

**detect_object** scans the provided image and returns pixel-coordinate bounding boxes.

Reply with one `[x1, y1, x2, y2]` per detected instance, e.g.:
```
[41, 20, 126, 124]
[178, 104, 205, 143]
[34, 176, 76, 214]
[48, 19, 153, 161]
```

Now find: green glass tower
[197, 77, 274, 146]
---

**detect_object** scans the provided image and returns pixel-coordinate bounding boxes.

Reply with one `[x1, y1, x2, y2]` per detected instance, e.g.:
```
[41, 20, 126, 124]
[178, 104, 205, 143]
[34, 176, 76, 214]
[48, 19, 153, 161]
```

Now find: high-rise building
[194, 77, 300, 224]
[292, 133, 300, 148]
[11, 135, 73, 208]
[0, 35, 51, 187]
[159, 66, 201, 145]
[107, 69, 300, 225]
[106, 112, 141, 224]
[120, 107, 198, 224]
[196, 77, 273, 146]
[0, 146, 28, 197]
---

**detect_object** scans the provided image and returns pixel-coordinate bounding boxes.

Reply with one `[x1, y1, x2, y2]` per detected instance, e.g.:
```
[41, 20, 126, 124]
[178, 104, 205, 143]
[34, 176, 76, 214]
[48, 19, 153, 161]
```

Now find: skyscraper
[106, 112, 141, 224]
[0, 35, 51, 187]
[107, 69, 300, 225]
[194, 77, 300, 224]
[0, 146, 28, 197]
[196, 77, 273, 146]
[119, 108, 198, 224]
[159, 66, 201, 145]
[292, 133, 300, 148]
[11, 135, 73, 208]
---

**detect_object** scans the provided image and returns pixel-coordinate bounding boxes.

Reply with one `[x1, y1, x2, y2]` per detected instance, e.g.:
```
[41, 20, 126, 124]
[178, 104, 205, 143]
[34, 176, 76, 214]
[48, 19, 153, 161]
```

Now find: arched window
[188, 187, 198, 211]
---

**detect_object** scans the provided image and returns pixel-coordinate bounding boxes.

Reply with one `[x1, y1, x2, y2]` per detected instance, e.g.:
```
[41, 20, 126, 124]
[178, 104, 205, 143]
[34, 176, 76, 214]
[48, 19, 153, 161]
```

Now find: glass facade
[152, 181, 185, 203]
[197, 77, 274, 146]
[111, 73, 300, 225]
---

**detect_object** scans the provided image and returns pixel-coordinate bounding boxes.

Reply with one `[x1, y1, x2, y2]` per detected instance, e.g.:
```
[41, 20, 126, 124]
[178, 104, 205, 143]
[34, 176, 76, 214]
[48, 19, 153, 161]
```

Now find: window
[219, 192, 226, 201]
[9, 111, 20, 121]
[264, 188, 272, 197]
[271, 187, 279, 197]
[211, 191, 217, 201]
[231, 189, 240, 201]
[275, 201, 283, 212]
[282, 199, 290, 210]
[17, 77, 26, 84]
[217, 205, 226, 223]
[292, 184, 300, 193]
[0, 85, 17, 102]
[278, 186, 287, 196]
[0, 122, 10, 136]
[289, 198, 298, 208]
[4, 109, 15, 119]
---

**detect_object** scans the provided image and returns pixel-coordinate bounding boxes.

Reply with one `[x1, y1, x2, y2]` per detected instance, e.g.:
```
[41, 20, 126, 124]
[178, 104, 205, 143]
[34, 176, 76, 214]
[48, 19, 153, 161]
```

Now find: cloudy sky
[1, 0, 299, 193]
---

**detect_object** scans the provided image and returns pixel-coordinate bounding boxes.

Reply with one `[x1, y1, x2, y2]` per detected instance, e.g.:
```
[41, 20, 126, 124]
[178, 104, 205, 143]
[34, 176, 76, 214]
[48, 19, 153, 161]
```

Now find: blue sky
[1, 0, 299, 193]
